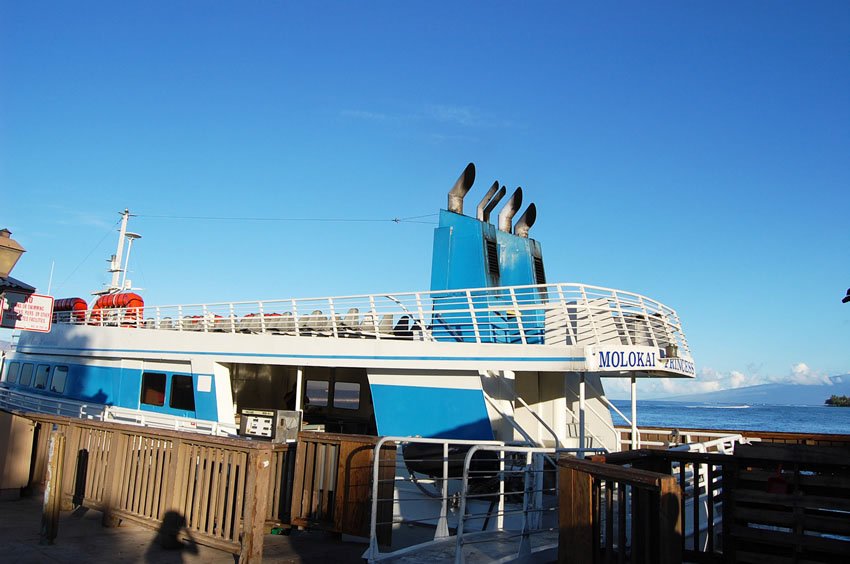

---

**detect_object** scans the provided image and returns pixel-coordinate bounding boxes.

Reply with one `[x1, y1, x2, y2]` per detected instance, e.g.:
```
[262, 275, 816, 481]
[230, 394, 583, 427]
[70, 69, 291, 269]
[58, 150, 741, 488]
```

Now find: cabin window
[3, 362, 20, 384]
[140, 372, 166, 406]
[50, 366, 69, 394]
[170, 375, 195, 411]
[33, 365, 50, 390]
[333, 382, 360, 410]
[19, 363, 34, 387]
[305, 380, 329, 407]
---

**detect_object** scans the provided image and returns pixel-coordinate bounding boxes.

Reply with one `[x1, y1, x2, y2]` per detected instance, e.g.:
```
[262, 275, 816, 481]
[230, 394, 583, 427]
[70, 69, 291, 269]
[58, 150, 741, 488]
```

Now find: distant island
[825, 395, 850, 407]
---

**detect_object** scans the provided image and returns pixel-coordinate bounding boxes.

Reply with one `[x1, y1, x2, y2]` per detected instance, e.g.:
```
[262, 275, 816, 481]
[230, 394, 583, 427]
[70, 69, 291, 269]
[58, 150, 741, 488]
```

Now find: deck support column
[294, 367, 304, 412]
[630, 376, 639, 450]
[579, 373, 586, 456]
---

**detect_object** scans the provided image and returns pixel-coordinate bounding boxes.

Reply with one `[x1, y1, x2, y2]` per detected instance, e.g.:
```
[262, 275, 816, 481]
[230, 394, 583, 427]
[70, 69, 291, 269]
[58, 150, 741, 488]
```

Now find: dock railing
[49, 282, 691, 356]
[26, 412, 273, 562]
[558, 455, 683, 564]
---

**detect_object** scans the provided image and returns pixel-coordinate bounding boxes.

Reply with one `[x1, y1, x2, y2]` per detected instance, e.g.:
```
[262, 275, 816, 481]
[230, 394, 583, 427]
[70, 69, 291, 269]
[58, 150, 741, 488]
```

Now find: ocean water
[609, 400, 850, 436]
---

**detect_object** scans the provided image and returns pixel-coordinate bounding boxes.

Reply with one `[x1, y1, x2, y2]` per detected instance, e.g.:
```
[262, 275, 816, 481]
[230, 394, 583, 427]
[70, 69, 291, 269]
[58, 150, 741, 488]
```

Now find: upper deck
[43, 281, 695, 377]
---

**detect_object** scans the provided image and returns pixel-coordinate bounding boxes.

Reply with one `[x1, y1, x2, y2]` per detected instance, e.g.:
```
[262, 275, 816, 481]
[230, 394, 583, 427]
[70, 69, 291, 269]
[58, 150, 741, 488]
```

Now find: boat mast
[94, 209, 140, 295]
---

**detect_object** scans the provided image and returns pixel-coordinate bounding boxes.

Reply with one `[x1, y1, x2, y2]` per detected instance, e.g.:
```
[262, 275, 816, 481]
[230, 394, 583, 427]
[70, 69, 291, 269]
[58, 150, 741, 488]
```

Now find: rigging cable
[52, 217, 122, 295]
[135, 213, 438, 225]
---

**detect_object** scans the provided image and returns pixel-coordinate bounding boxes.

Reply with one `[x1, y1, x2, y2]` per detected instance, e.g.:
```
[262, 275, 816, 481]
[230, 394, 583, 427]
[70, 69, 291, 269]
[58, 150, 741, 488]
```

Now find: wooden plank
[100, 431, 129, 527]
[138, 437, 153, 518]
[730, 523, 850, 554]
[232, 451, 247, 543]
[558, 465, 594, 564]
[559, 456, 666, 489]
[206, 448, 222, 536]
[734, 443, 850, 465]
[198, 446, 212, 534]
[731, 489, 850, 511]
[213, 448, 229, 538]
[59, 424, 81, 510]
[300, 441, 317, 522]
[289, 439, 307, 524]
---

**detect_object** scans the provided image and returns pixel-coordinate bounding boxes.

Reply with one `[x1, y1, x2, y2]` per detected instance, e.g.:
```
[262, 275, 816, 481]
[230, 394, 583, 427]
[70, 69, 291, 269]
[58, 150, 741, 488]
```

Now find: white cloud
[788, 362, 832, 385]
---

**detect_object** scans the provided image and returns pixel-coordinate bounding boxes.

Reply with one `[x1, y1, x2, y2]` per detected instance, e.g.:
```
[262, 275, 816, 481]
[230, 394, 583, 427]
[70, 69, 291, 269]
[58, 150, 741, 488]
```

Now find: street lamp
[843, 288, 850, 304]
[0, 229, 26, 279]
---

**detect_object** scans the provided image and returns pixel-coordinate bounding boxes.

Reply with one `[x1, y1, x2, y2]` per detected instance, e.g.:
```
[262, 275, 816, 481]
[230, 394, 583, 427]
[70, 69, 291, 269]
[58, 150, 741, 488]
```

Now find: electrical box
[239, 409, 301, 443]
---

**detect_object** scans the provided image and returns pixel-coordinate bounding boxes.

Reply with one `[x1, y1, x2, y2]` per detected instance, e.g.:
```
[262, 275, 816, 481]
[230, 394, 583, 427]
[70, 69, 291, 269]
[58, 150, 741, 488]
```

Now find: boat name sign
[589, 345, 695, 377]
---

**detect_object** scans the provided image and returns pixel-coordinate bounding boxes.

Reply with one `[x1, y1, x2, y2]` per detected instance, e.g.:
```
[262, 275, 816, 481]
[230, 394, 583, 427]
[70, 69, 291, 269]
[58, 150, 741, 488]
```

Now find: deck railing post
[465, 289, 481, 343]
[435, 442, 450, 539]
[509, 287, 527, 344]
[328, 298, 338, 338]
[40, 429, 65, 545]
[657, 476, 682, 564]
[239, 445, 272, 564]
[558, 463, 593, 564]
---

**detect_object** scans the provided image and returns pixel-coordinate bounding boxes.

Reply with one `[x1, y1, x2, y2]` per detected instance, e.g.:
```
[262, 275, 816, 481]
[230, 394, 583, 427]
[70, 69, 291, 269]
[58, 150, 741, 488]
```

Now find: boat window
[50, 366, 69, 394]
[140, 372, 166, 406]
[19, 363, 34, 387]
[305, 380, 329, 407]
[3, 362, 20, 384]
[170, 375, 195, 411]
[333, 382, 360, 410]
[33, 365, 50, 389]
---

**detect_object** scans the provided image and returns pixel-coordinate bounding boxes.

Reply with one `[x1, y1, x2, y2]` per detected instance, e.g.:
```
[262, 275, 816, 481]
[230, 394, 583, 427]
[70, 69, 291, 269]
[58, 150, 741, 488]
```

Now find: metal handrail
[51, 281, 692, 357]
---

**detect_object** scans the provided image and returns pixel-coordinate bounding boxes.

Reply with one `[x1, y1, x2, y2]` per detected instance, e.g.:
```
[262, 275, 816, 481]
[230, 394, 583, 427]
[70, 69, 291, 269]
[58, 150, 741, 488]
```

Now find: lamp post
[0, 229, 33, 329]
[0, 229, 25, 280]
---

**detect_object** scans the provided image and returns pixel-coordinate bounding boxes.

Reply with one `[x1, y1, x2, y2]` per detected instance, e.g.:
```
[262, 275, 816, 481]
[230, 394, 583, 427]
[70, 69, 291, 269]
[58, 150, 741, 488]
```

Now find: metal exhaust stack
[514, 203, 537, 238]
[498, 187, 523, 233]
[448, 162, 476, 215]
[475, 181, 499, 220]
[481, 185, 507, 223]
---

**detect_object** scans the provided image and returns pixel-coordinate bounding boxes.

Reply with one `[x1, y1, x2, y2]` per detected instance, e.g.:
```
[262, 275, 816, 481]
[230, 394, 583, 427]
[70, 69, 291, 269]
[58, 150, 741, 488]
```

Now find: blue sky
[1, 2, 848, 398]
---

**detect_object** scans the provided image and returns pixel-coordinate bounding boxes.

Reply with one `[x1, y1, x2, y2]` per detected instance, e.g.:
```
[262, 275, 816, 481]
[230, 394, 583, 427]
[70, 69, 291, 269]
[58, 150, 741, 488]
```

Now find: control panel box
[239, 409, 301, 443]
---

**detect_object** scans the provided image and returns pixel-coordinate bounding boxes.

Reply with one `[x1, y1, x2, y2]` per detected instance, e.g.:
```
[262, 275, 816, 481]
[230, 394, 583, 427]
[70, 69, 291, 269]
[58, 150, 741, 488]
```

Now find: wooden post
[40, 429, 65, 545]
[558, 464, 594, 564]
[239, 446, 272, 564]
[657, 476, 682, 564]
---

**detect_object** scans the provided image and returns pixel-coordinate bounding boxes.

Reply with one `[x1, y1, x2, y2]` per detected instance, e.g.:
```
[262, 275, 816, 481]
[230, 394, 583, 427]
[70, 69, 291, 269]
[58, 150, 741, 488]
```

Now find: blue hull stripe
[17, 345, 583, 363]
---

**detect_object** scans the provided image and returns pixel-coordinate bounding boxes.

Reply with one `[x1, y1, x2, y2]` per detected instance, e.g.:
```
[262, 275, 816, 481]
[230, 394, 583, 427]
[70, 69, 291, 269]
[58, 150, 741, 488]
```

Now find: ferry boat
[0, 163, 695, 453]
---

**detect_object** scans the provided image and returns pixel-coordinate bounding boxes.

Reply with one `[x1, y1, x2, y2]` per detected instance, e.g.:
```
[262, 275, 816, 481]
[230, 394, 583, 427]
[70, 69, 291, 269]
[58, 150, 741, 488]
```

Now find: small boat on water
[0, 163, 695, 453]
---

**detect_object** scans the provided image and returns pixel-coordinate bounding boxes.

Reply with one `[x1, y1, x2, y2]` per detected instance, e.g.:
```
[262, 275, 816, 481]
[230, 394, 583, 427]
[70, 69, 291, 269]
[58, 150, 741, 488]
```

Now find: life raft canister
[53, 297, 88, 323]
[89, 292, 144, 327]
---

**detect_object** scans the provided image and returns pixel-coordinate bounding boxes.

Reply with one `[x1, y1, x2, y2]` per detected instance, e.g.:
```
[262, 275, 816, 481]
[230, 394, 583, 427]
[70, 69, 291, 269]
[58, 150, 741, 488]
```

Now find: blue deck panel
[369, 383, 494, 440]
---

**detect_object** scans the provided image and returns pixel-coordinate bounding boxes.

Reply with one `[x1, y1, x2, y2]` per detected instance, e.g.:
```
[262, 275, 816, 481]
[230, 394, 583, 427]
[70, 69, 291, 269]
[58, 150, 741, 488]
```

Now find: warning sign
[1, 293, 54, 332]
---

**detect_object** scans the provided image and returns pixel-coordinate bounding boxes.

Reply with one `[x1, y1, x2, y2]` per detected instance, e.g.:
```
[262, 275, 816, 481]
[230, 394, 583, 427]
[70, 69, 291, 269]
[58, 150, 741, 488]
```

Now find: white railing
[363, 436, 560, 563]
[0, 387, 237, 436]
[51, 282, 691, 355]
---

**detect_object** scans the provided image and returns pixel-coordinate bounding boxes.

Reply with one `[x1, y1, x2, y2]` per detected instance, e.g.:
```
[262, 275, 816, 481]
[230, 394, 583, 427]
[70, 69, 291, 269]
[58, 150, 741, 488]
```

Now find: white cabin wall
[211, 363, 235, 426]
[478, 370, 517, 443]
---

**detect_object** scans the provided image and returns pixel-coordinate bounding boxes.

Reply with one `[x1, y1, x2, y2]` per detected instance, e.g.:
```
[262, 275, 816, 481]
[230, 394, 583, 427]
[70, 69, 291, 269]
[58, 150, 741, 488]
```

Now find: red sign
[1, 292, 54, 332]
